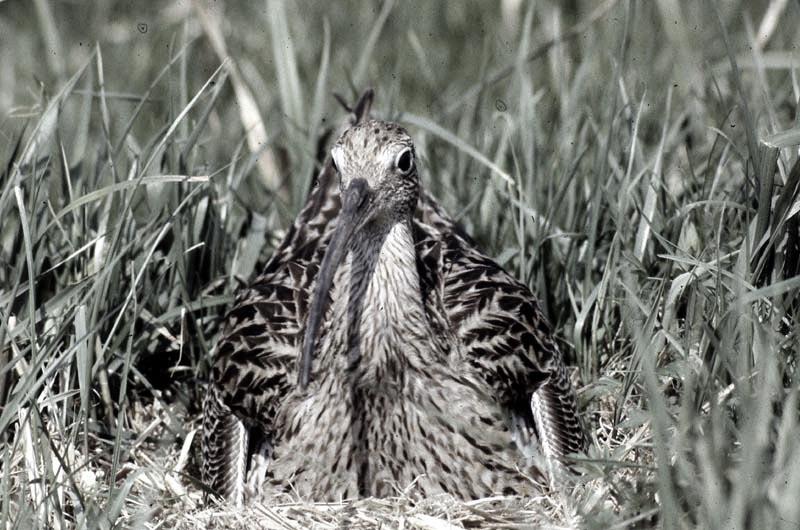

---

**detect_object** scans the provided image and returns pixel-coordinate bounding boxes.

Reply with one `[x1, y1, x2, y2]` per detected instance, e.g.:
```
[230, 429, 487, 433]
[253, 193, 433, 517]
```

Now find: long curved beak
[299, 178, 374, 389]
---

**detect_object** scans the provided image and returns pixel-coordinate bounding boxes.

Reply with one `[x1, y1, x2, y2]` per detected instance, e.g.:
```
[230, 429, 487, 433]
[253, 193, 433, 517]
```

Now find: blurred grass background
[2, 0, 800, 528]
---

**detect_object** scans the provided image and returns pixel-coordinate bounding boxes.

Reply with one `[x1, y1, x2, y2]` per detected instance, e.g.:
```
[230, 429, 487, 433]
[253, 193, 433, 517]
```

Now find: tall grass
[1, 0, 799, 528]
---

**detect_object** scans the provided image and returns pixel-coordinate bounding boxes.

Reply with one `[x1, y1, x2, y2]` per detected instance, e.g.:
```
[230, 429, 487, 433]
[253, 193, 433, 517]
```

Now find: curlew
[202, 90, 584, 505]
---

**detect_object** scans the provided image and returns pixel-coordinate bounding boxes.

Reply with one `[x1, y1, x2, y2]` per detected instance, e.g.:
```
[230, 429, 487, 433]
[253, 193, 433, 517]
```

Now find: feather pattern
[202, 90, 584, 503]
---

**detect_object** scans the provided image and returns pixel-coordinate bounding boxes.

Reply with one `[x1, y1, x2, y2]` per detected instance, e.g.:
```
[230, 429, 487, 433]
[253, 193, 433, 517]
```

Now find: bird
[201, 90, 584, 505]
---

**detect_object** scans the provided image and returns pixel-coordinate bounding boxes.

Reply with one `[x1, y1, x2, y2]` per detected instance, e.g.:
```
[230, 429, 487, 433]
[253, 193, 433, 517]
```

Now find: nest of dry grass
[104, 394, 632, 529]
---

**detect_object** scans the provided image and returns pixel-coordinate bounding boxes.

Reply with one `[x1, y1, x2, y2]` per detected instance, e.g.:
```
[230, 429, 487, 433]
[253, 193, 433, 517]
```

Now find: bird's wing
[202, 164, 339, 501]
[413, 191, 584, 463]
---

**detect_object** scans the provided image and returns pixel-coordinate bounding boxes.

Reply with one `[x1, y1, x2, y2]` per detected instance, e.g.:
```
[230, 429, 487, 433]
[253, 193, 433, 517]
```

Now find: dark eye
[395, 147, 414, 175]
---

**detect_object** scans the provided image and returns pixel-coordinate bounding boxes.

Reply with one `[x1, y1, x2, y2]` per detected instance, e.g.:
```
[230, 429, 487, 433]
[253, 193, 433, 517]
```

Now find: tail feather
[202, 384, 249, 506]
[531, 362, 584, 484]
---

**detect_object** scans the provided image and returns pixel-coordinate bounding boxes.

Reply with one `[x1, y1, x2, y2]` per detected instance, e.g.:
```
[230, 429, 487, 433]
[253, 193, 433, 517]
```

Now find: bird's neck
[330, 218, 435, 387]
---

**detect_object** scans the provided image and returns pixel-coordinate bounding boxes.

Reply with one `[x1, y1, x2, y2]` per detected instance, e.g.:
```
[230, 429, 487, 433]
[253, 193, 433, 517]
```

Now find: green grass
[2, 0, 800, 528]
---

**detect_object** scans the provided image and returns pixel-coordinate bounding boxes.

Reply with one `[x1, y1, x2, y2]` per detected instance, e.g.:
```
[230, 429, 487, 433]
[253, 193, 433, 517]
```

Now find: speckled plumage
[202, 91, 584, 505]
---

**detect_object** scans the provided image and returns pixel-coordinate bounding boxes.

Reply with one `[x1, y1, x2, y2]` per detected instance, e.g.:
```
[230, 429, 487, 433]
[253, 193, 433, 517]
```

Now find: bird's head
[299, 120, 419, 388]
[331, 120, 419, 226]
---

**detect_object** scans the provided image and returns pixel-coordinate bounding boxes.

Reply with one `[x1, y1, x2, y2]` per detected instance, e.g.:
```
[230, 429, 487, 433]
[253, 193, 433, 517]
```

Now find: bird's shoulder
[412, 190, 563, 400]
[225, 163, 341, 335]
[211, 164, 341, 418]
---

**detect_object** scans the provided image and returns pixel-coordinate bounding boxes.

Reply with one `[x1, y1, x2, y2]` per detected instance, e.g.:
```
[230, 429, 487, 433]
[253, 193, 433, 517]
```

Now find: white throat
[323, 220, 436, 386]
